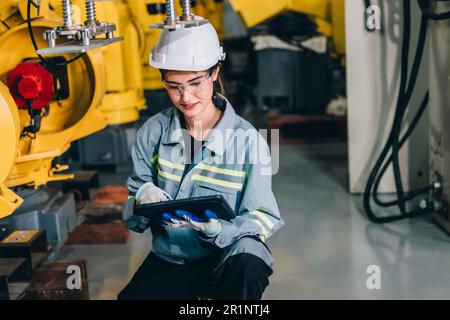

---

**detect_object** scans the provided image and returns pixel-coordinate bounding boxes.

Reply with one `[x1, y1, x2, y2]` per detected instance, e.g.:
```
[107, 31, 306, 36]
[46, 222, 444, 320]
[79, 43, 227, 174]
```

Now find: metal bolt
[81, 30, 90, 46]
[85, 0, 97, 25]
[47, 31, 57, 47]
[165, 0, 176, 24]
[62, 0, 73, 27]
[181, 0, 192, 21]
[35, 0, 42, 16]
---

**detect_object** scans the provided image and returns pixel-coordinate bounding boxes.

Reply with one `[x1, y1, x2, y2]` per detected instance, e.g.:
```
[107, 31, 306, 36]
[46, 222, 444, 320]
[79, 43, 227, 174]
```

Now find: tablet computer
[133, 195, 235, 221]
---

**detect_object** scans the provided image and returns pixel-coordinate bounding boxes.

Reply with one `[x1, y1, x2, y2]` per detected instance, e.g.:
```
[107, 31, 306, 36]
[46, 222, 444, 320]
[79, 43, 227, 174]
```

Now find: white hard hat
[149, 17, 226, 71]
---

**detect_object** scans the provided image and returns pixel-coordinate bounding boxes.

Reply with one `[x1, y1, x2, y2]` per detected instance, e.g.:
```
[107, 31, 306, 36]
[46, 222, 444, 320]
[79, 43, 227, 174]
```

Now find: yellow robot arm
[67, 0, 146, 125]
[0, 82, 23, 219]
[0, 1, 108, 189]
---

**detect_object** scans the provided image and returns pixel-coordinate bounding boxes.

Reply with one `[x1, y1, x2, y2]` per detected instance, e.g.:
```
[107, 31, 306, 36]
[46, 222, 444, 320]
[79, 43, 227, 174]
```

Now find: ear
[212, 64, 221, 82]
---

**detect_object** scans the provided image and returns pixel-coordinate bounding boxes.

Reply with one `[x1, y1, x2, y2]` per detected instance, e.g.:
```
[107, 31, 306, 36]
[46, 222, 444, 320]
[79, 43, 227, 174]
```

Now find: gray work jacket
[127, 97, 284, 267]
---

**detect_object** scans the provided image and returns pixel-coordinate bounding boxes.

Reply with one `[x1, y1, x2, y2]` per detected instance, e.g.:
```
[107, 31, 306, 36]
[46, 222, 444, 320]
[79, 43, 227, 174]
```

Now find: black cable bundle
[363, 0, 438, 223]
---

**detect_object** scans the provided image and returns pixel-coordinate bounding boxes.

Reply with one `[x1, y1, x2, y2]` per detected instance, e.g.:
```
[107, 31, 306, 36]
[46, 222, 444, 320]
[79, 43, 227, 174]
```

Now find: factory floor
[55, 143, 450, 300]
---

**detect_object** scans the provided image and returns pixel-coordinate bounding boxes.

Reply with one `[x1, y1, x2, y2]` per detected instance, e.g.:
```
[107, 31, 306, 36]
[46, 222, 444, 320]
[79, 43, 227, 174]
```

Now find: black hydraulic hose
[363, 1, 433, 223]
[373, 11, 430, 207]
[418, 0, 450, 20]
[26, 0, 85, 66]
[373, 93, 433, 207]
[364, 93, 432, 223]
[390, 0, 412, 215]
[364, 0, 412, 216]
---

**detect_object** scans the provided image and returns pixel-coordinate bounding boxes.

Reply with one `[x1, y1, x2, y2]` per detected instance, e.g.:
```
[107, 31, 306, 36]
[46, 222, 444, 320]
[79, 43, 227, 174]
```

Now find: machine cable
[363, 0, 448, 223]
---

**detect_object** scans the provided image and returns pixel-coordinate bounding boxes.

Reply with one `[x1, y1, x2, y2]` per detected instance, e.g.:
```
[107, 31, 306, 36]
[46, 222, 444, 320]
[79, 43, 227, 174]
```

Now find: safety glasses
[163, 72, 213, 96]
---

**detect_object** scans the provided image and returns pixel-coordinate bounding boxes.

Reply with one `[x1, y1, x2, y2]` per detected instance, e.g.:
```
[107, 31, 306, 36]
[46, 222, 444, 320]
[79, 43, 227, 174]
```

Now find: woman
[119, 18, 284, 300]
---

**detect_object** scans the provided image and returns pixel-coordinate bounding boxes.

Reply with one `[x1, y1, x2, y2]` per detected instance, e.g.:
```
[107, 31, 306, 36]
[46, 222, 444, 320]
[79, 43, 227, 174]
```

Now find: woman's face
[163, 67, 219, 119]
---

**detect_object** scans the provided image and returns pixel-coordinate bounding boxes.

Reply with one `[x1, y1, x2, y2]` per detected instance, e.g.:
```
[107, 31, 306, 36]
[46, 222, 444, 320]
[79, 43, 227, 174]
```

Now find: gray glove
[125, 183, 172, 233]
[135, 183, 172, 204]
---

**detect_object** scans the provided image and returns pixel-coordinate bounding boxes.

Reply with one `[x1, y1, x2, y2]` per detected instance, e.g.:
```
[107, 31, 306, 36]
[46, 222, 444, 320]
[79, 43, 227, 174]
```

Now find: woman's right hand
[135, 183, 171, 205]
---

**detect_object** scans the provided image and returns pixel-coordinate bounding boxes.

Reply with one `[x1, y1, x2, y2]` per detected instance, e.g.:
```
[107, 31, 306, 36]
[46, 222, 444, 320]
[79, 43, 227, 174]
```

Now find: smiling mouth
[181, 103, 199, 110]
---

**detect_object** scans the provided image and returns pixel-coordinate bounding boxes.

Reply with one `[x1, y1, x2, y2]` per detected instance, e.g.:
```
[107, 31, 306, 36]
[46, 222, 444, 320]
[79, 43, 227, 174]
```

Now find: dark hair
[213, 64, 226, 96]
[159, 63, 227, 96]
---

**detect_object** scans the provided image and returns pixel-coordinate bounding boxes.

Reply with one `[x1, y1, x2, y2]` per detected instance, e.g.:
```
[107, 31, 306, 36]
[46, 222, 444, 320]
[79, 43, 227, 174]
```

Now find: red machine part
[6, 62, 54, 110]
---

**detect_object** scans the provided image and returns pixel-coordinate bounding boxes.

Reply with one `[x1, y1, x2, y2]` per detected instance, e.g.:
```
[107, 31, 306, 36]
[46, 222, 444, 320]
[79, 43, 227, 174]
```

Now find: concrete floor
[56, 144, 450, 300]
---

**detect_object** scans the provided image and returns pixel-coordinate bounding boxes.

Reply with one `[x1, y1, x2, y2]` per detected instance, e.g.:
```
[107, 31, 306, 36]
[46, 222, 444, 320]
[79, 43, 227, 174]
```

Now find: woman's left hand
[162, 209, 222, 237]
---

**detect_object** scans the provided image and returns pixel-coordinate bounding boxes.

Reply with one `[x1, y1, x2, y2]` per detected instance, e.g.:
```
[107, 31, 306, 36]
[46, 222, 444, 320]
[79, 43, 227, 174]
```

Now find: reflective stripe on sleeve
[248, 210, 275, 230]
[248, 216, 270, 239]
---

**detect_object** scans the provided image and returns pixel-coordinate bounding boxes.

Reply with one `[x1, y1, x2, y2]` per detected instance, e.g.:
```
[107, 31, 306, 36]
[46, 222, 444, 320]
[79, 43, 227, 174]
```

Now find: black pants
[117, 251, 273, 300]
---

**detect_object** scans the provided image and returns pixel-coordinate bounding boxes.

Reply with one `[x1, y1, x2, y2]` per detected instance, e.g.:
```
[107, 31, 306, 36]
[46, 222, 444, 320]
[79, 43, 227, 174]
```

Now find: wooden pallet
[0, 230, 49, 279]
[22, 260, 89, 300]
[65, 185, 130, 245]
[267, 114, 347, 145]
[0, 258, 29, 300]
[65, 222, 129, 245]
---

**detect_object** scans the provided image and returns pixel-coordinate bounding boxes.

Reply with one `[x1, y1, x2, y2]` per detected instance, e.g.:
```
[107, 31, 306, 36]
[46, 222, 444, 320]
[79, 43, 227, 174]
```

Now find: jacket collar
[162, 108, 184, 146]
[162, 95, 236, 156]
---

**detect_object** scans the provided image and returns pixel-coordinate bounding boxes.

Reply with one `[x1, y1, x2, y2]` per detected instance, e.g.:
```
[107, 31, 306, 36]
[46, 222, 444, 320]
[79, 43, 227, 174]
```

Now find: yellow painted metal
[290, 0, 330, 21]
[228, 0, 286, 28]
[1, 230, 39, 243]
[331, 0, 346, 56]
[0, 82, 23, 219]
[71, 0, 146, 125]
[0, 1, 108, 190]
[128, 0, 225, 91]
[228, 0, 345, 56]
